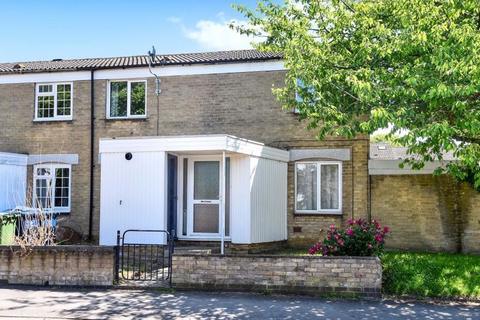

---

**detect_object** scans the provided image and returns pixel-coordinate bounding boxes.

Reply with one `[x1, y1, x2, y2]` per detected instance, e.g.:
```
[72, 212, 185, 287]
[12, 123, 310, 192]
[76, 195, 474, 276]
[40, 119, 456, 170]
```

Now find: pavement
[0, 287, 478, 320]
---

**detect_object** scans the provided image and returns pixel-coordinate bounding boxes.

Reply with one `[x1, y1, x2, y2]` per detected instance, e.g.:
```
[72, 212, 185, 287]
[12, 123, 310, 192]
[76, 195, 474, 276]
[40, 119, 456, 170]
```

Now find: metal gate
[115, 229, 174, 286]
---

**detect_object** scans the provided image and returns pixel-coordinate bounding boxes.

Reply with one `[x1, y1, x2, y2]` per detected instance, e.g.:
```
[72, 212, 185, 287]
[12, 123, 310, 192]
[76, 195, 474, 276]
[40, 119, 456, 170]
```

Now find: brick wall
[0, 70, 368, 243]
[371, 175, 480, 253]
[287, 139, 369, 247]
[461, 184, 480, 254]
[0, 245, 114, 286]
[172, 253, 381, 297]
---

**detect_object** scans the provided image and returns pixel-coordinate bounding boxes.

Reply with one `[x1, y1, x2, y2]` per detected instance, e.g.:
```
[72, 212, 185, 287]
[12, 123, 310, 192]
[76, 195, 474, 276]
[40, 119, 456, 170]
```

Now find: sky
[0, 0, 261, 62]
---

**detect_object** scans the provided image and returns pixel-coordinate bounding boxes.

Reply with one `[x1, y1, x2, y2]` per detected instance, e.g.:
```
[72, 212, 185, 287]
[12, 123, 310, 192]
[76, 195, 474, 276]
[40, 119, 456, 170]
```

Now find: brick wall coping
[0, 245, 115, 253]
[173, 252, 380, 261]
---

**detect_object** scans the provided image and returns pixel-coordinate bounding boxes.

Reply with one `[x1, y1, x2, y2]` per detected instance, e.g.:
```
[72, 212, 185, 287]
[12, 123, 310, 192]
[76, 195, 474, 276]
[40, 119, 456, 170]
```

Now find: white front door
[187, 156, 221, 237]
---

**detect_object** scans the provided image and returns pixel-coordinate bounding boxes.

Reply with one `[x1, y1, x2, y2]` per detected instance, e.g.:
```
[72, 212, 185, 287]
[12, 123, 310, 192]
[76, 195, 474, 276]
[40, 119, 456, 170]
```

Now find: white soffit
[99, 135, 290, 162]
[0, 152, 28, 166]
[28, 154, 79, 165]
[289, 148, 351, 161]
[0, 61, 285, 84]
[368, 159, 449, 175]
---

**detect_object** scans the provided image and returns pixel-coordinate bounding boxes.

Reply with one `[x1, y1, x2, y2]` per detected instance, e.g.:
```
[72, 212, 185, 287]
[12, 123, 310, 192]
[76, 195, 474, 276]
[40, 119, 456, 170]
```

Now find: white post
[221, 151, 226, 255]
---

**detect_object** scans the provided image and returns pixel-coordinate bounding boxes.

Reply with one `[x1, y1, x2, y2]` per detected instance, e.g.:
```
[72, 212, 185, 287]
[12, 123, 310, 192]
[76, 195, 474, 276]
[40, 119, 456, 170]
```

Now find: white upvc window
[35, 83, 73, 121]
[295, 161, 342, 214]
[106, 80, 147, 119]
[33, 163, 72, 213]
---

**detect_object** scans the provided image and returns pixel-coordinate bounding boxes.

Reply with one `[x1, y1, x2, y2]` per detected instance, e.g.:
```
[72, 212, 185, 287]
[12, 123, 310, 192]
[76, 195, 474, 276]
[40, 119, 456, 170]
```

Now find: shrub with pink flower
[309, 219, 390, 256]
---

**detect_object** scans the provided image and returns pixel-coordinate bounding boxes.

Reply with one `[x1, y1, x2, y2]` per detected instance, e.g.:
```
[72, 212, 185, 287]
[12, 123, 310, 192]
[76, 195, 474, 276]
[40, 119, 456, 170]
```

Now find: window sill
[104, 117, 148, 122]
[294, 211, 343, 216]
[33, 118, 73, 123]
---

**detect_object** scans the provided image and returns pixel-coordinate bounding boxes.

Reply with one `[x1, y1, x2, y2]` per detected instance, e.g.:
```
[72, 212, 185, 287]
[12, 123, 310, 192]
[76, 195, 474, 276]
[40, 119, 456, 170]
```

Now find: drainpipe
[351, 145, 355, 221]
[367, 174, 372, 221]
[88, 69, 95, 241]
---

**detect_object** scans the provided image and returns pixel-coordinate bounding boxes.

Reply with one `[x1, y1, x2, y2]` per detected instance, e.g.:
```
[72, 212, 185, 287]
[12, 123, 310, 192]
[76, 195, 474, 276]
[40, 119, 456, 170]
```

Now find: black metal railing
[115, 229, 174, 286]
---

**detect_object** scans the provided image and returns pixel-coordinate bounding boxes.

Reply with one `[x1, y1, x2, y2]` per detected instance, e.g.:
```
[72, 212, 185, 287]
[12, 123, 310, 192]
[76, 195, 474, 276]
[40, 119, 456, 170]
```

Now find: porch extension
[99, 134, 289, 250]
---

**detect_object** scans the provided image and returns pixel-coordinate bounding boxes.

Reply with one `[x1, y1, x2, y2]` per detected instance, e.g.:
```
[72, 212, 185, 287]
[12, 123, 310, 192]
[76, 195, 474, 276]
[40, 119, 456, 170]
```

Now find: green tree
[370, 133, 402, 146]
[234, 0, 480, 189]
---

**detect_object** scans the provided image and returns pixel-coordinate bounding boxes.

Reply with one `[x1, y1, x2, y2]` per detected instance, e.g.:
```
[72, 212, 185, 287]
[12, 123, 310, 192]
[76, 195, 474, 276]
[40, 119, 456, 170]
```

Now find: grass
[382, 251, 480, 299]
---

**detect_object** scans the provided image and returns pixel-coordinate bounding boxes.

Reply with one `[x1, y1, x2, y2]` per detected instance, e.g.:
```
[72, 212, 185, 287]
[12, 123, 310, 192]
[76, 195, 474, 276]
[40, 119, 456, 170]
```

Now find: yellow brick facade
[0, 70, 368, 243]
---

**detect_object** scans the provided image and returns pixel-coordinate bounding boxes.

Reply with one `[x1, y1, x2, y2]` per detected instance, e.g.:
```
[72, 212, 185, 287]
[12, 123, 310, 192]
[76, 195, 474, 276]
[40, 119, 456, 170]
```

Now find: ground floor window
[295, 161, 342, 214]
[33, 164, 71, 213]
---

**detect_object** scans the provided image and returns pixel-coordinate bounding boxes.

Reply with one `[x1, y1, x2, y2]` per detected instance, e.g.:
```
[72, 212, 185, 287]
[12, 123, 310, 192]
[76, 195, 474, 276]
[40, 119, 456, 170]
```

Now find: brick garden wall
[172, 253, 381, 297]
[0, 245, 114, 286]
[371, 175, 480, 253]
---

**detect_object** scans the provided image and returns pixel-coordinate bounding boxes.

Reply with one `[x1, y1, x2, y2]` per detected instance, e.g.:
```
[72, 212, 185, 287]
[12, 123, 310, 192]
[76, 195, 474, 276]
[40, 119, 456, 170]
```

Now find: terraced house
[0, 49, 368, 249]
[0, 49, 478, 253]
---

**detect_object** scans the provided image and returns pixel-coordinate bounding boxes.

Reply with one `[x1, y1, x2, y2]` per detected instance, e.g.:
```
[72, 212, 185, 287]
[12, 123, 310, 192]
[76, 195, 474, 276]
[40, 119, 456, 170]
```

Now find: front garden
[271, 219, 480, 300]
[272, 248, 480, 300]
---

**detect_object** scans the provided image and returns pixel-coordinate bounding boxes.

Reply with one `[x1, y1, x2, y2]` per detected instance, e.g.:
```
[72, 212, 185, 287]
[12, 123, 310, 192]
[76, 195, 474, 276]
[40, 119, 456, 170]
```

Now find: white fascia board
[94, 61, 285, 80]
[369, 159, 449, 175]
[99, 135, 228, 154]
[28, 154, 79, 165]
[99, 134, 289, 162]
[0, 152, 28, 166]
[0, 71, 91, 84]
[0, 61, 285, 84]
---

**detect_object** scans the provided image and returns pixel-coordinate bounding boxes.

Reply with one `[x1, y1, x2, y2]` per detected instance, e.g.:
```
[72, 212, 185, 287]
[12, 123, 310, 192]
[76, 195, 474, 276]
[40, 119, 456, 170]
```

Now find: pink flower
[383, 226, 390, 234]
[330, 224, 336, 230]
[368, 243, 373, 249]
[308, 243, 322, 255]
[375, 234, 383, 243]
[346, 228, 354, 236]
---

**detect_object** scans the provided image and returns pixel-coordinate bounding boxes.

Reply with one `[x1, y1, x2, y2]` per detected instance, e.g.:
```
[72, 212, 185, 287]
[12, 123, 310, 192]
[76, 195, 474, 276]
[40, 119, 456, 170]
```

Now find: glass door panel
[190, 160, 220, 235]
[193, 204, 219, 233]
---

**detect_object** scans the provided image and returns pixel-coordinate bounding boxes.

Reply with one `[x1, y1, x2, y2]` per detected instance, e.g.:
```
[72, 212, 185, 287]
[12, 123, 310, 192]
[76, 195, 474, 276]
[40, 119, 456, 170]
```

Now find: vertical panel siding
[99, 151, 167, 245]
[0, 164, 26, 211]
[250, 157, 288, 243]
[230, 156, 251, 244]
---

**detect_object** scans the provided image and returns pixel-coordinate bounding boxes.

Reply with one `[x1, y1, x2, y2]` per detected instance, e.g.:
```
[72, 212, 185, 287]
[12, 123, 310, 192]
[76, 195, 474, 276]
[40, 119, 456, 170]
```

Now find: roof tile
[0, 49, 282, 75]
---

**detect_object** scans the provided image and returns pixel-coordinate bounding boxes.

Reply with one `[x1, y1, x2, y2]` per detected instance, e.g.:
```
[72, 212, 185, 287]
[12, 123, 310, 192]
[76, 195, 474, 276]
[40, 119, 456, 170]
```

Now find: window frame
[294, 160, 342, 215]
[106, 79, 148, 119]
[34, 82, 73, 121]
[32, 163, 72, 213]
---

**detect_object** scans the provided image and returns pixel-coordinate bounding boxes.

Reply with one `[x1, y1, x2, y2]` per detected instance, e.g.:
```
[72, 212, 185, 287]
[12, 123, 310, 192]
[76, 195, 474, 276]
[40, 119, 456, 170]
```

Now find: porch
[98, 135, 289, 250]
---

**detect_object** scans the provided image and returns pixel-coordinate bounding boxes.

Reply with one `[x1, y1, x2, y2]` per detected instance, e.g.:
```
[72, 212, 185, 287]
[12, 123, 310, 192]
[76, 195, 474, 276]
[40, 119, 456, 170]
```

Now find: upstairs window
[35, 83, 72, 120]
[294, 78, 316, 114]
[295, 161, 342, 214]
[107, 80, 146, 119]
[33, 164, 71, 213]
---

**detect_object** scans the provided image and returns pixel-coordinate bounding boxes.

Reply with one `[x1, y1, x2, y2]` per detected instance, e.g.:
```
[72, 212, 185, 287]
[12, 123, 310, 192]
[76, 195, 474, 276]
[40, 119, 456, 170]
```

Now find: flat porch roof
[99, 134, 290, 162]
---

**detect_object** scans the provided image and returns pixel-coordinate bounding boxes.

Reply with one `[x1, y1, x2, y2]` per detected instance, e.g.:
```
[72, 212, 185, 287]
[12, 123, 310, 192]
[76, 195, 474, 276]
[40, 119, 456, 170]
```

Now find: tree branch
[339, 0, 355, 13]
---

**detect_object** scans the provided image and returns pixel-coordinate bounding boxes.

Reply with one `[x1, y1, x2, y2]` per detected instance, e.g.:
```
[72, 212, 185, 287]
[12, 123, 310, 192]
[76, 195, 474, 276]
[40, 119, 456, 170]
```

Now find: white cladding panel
[0, 163, 27, 211]
[229, 156, 251, 244]
[250, 158, 288, 243]
[99, 151, 167, 245]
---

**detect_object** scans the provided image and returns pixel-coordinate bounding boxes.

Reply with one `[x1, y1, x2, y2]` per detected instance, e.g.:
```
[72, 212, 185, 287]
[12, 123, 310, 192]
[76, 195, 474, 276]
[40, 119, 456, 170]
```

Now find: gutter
[88, 69, 95, 241]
